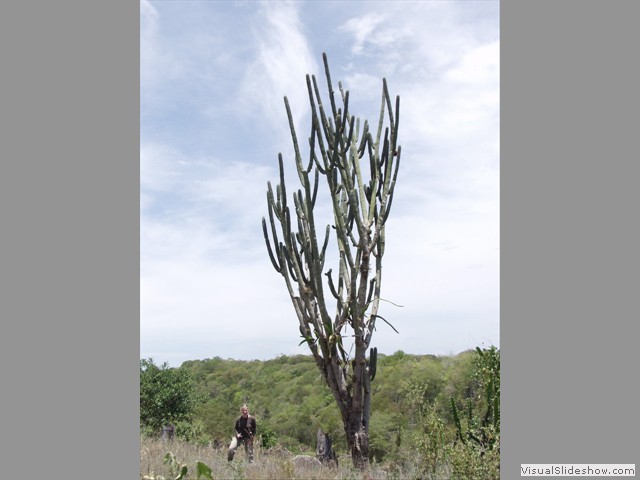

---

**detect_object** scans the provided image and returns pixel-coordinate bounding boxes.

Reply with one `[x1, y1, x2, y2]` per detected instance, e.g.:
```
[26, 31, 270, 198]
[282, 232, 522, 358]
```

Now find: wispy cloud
[140, 0, 186, 107]
[340, 13, 387, 55]
[239, 2, 318, 135]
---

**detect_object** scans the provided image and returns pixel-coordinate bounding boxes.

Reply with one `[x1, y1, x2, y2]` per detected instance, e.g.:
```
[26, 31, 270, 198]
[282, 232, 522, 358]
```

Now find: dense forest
[141, 347, 499, 478]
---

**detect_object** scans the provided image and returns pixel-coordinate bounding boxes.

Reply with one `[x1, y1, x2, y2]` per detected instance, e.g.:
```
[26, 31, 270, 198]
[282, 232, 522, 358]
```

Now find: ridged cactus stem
[369, 347, 378, 382]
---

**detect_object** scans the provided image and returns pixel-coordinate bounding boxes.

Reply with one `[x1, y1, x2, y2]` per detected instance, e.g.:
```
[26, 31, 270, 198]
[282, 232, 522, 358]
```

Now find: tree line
[141, 347, 499, 477]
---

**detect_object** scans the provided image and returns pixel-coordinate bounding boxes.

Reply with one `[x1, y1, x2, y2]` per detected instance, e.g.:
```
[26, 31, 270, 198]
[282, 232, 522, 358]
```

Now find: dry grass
[140, 437, 406, 480]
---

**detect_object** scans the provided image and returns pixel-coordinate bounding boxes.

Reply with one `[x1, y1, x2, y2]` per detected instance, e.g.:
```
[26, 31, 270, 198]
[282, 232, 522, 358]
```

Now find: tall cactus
[262, 53, 401, 468]
[450, 346, 500, 452]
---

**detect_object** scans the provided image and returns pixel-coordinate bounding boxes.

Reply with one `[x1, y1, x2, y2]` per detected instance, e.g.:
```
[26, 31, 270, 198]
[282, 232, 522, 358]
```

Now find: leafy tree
[262, 53, 401, 468]
[140, 358, 203, 435]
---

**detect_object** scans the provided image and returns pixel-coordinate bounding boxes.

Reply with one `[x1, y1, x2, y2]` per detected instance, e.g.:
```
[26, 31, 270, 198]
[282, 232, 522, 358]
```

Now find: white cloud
[140, 171, 309, 361]
[445, 41, 500, 84]
[140, 0, 157, 22]
[340, 13, 387, 55]
[140, 0, 182, 102]
[239, 1, 318, 137]
[140, 143, 184, 193]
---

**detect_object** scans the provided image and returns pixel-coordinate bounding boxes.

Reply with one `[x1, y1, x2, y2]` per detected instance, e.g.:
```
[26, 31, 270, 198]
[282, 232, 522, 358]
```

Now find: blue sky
[141, 0, 499, 367]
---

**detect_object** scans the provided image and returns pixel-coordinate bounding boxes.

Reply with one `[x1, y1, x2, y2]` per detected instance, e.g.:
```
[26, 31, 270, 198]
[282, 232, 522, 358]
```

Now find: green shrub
[140, 358, 205, 434]
[258, 423, 278, 449]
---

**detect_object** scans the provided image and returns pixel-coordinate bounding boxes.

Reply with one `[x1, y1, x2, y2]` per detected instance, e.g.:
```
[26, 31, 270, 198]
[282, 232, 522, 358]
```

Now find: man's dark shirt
[234, 415, 256, 439]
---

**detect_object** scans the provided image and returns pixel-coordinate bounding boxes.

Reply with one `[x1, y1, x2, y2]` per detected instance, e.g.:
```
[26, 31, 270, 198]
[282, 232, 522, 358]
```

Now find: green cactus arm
[322, 52, 339, 124]
[325, 269, 341, 301]
[450, 397, 466, 445]
[310, 167, 320, 208]
[262, 217, 282, 273]
[309, 74, 335, 158]
[284, 97, 307, 188]
[368, 347, 377, 382]
[382, 79, 396, 144]
[307, 84, 332, 172]
[318, 224, 330, 266]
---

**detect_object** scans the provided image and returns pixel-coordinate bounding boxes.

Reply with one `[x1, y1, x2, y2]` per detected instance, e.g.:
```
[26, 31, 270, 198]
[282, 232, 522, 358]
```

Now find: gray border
[1, 3, 139, 478]
[6, 0, 640, 477]
[502, 0, 640, 475]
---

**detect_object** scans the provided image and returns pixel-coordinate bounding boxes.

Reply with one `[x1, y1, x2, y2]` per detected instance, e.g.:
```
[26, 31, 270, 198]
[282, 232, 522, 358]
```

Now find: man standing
[227, 404, 256, 462]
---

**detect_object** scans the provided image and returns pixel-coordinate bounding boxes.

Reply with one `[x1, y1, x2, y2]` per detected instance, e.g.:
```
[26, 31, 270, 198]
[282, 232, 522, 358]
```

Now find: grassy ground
[140, 436, 499, 479]
[140, 437, 418, 480]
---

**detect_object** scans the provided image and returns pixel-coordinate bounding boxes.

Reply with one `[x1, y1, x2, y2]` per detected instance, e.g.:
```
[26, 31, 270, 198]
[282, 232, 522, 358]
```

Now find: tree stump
[161, 423, 175, 442]
[316, 428, 338, 467]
